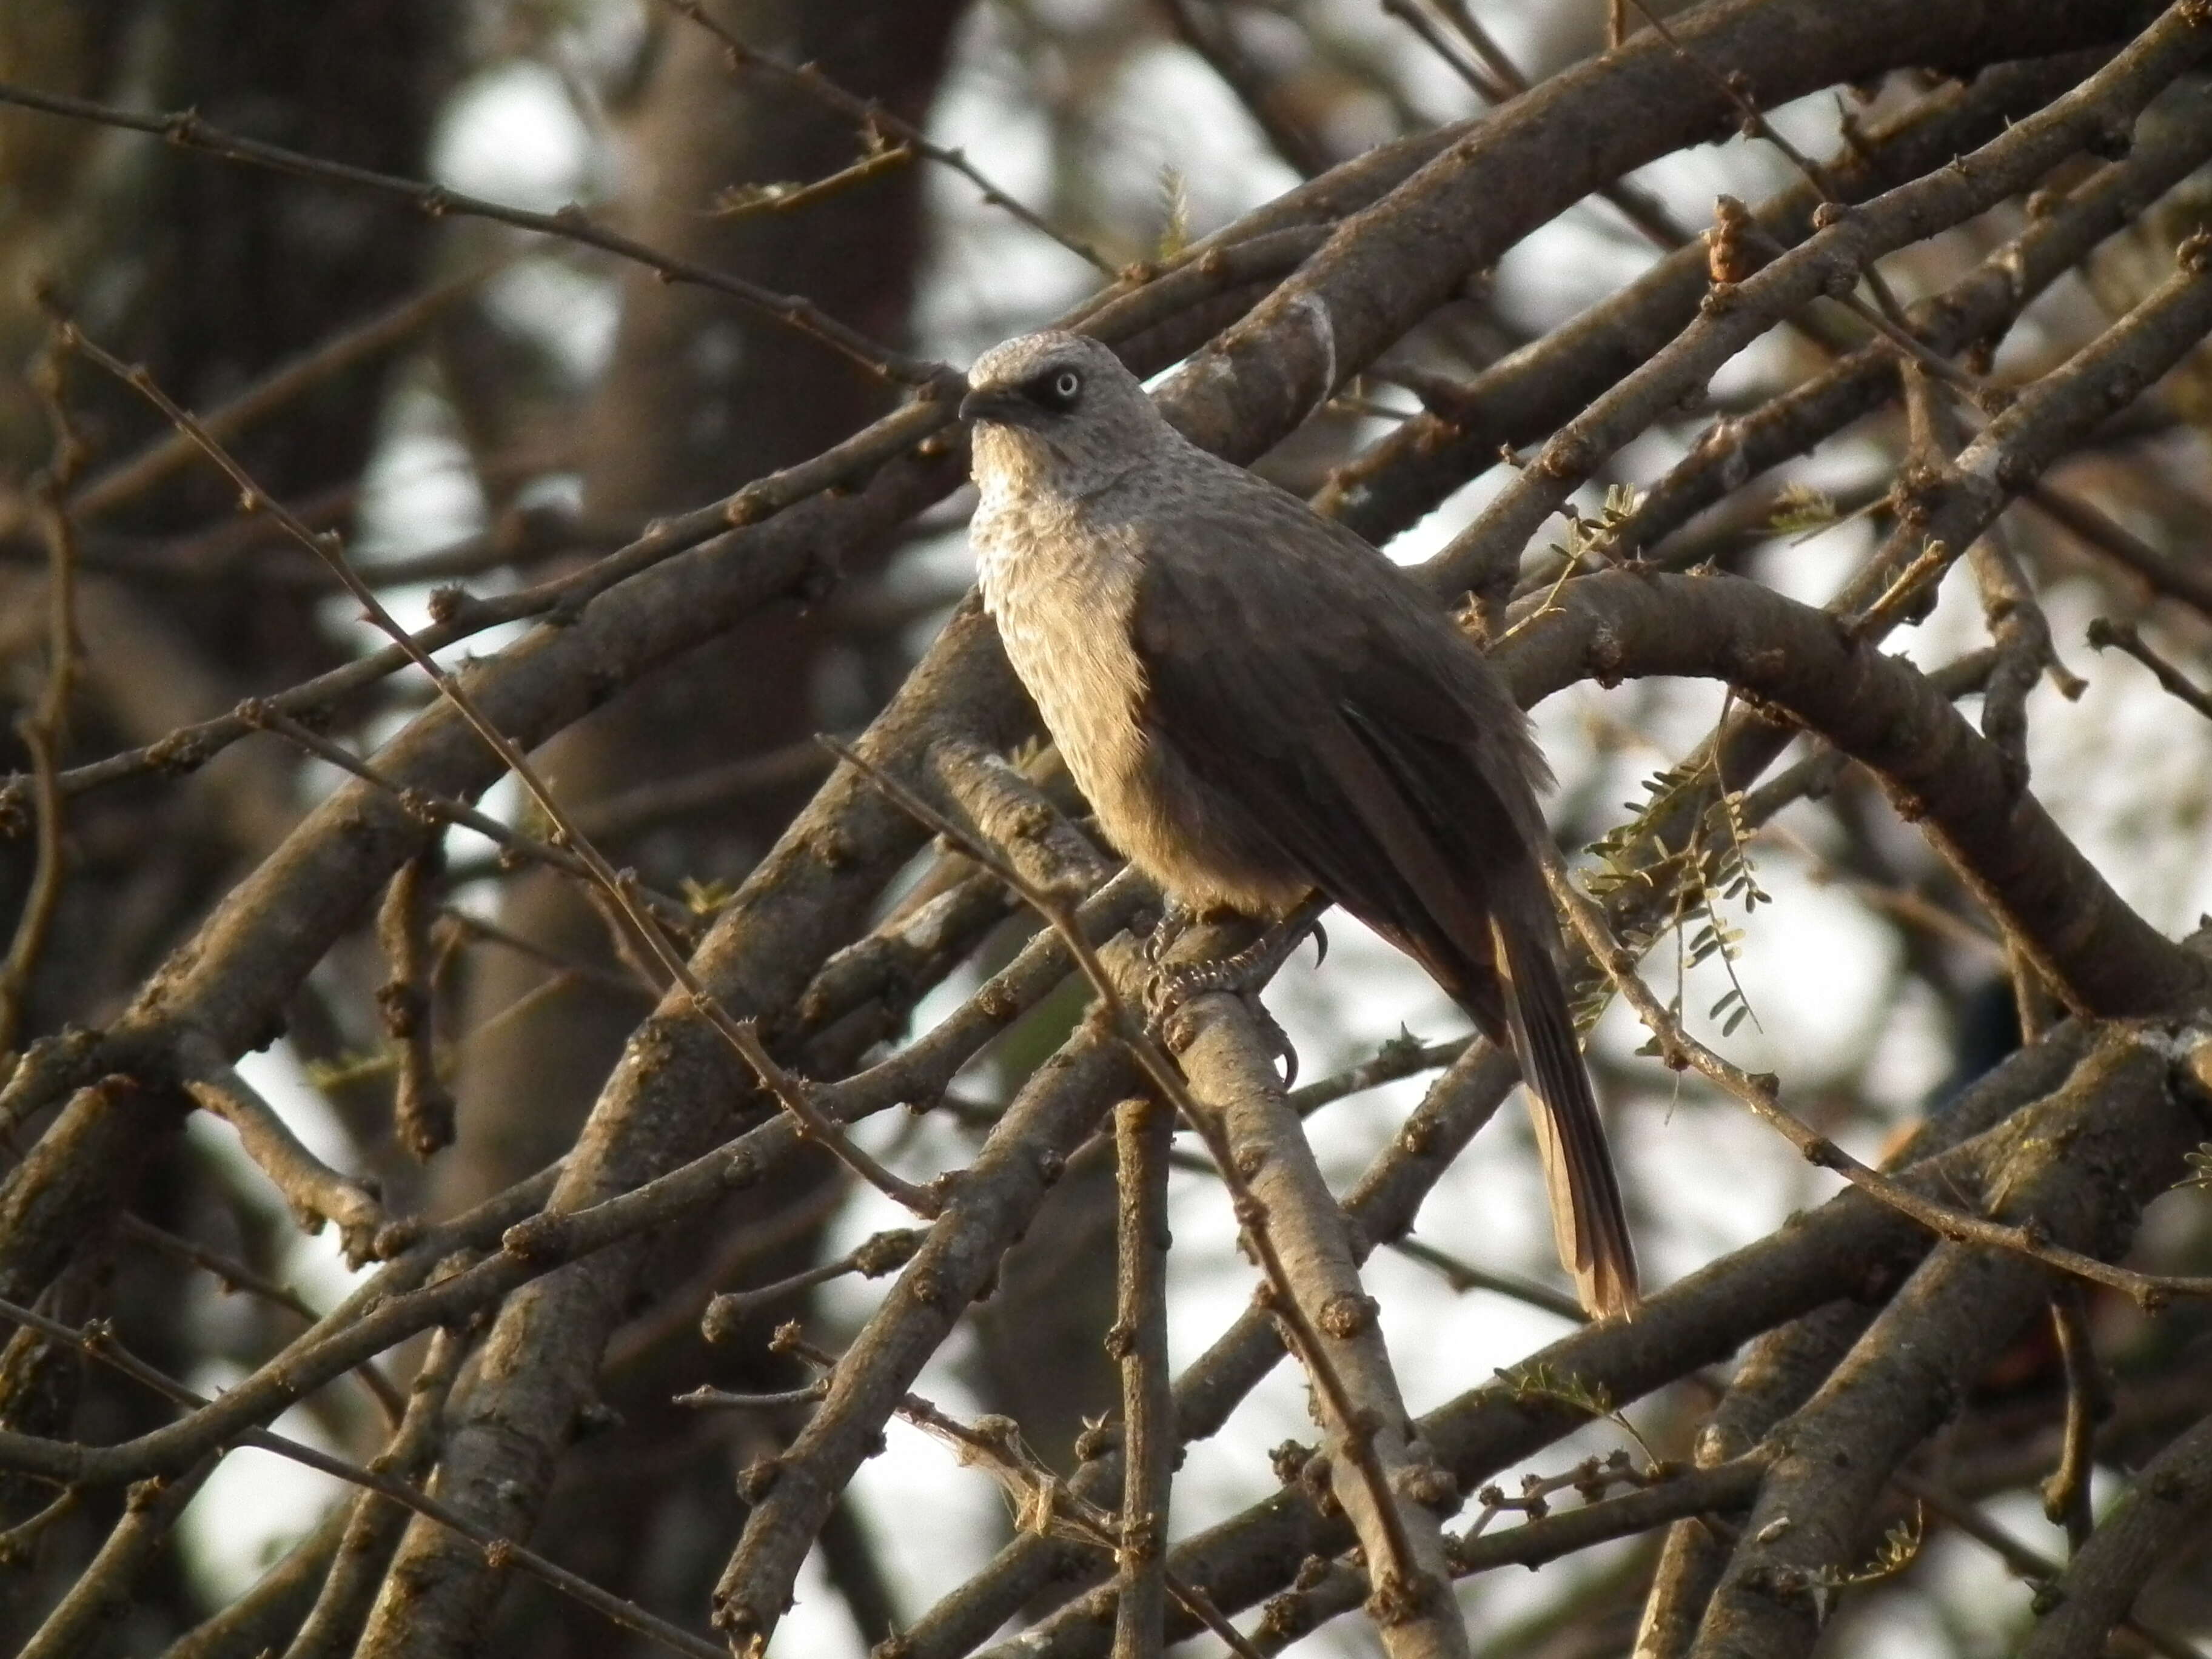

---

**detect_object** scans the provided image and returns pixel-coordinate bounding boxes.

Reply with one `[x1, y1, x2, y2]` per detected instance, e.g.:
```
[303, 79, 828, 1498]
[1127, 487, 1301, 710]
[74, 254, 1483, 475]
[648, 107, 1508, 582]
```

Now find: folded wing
[1133, 526, 1638, 1318]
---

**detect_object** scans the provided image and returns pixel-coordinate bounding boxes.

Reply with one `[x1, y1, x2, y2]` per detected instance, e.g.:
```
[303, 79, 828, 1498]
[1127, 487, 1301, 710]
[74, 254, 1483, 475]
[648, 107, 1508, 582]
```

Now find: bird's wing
[1131, 510, 1638, 1318]
[1343, 704, 1637, 1318]
[1127, 498, 1532, 1020]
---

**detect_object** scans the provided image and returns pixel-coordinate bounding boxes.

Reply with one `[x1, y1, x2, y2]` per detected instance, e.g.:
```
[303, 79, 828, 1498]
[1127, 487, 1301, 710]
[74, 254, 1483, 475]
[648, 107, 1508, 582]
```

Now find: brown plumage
[964, 330, 1638, 1319]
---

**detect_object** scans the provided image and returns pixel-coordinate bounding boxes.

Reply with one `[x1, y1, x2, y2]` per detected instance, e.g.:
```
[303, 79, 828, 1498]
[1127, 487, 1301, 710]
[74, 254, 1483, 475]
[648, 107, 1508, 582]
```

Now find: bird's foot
[1142, 901, 1329, 1088]
[1143, 897, 1201, 968]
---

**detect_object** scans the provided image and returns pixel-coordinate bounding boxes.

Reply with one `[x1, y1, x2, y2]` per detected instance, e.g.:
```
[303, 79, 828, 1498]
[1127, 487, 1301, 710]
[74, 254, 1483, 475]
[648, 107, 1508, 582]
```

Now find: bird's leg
[1144, 896, 1330, 1087]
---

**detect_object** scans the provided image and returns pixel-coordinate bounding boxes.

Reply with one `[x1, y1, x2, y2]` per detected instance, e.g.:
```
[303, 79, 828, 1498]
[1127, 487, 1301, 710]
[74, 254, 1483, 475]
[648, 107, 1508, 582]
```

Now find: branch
[116, 1213, 404, 1426]
[708, 1017, 1141, 1653]
[1891, 1473, 2203, 1659]
[69, 258, 504, 521]
[1635, 1302, 1874, 1657]
[0, 1295, 726, 1659]
[2039, 1285, 2109, 1549]
[178, 1034, 387, 1267]
[2089, 615, 2212, 723]
[19, 1457, 220, 1659]
[1549, 863, 2212, 1309]
[72, 328, 945, 1219]
[374, 853, 456, 1160]
[0, 311, 87, 1061]
[1256, 1452, 1773, 1652]
[2027, 480, 2212, 621]
[900, 647, 2018, 1659]
[1109, 1089, 1175, 1659]
[1160, 0, 1332, 178]
[719, 746, 1468, 1658]
[278, 1325, 469, 1659]
[896, 1042, 1526, 1659]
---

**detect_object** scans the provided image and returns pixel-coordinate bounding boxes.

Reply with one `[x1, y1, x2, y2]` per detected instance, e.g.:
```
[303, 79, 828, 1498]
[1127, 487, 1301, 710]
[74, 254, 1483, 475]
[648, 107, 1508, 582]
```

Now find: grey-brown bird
[962, 330, 1638, 1319]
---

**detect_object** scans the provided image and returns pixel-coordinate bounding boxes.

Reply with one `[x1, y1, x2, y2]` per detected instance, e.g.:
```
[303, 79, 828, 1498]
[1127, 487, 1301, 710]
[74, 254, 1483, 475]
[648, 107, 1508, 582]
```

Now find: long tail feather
[1492, 916, 1639, 1319]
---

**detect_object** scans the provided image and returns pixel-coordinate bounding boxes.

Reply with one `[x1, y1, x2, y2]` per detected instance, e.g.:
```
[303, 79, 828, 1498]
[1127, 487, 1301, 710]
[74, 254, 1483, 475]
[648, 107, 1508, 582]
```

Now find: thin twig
[2026, 481, 2212, 622]
[2088, 615, 2212, 723]
[1758, 820, 2005, 964]
[1427, 0, 1529, 96]
[700, 1227, 925, 1341]
[440, 908, 654, 999]
[1389, 1237, 1587, 1325]
[246, 703, 694, 939]
[658, 0, 1114, 272]
[1620, 0, 1921, 326]
[1256, 1453, 1774, 1652]
[0, 1484, 79, 1564]
[1289, 1033, 1469, 1118]
[1891, 1472, 2205, 1659]
[674, 1381, 831, 1413]
[115, 1213, 406, 1424]
[777, 1331, 1266, 1659]
[1383, 0, 1691, 254]
[1159, 0, 1330, 177]
[709, 142, 915, 219]
[70, 257, 509, 520]
[0, 78, 943, 387]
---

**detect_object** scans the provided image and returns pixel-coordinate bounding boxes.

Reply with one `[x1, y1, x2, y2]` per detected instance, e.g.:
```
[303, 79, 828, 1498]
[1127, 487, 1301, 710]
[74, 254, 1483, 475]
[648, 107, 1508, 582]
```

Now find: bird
[960, 329, 1638, 1320]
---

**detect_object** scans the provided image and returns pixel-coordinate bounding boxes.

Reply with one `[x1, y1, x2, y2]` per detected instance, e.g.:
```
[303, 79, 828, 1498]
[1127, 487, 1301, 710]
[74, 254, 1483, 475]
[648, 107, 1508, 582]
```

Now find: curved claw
[1144, 965, 1301, 1090]
[1307, 919, 1329, 969]
[1252, 996, 1300, 1089]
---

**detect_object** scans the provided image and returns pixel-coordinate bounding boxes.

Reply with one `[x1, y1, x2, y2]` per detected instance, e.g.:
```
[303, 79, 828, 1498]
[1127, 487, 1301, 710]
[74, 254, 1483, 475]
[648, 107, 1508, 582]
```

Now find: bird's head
[961, 331, 1166, 500]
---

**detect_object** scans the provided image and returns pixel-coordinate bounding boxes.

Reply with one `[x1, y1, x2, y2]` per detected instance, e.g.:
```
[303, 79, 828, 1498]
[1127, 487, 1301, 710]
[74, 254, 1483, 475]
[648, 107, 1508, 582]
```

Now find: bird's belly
[1107, 738, 1310, 916]
[986, 567, 1303, 916]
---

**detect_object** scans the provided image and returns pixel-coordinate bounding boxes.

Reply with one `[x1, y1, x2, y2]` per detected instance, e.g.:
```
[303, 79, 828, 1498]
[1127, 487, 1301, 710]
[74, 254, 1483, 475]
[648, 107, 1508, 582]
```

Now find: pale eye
[1053, 370, 1081, 401]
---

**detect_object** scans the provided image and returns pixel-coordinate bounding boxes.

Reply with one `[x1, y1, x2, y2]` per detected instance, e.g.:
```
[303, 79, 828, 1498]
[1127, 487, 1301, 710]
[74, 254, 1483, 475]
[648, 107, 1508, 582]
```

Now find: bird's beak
[959, 384, 1027, 427]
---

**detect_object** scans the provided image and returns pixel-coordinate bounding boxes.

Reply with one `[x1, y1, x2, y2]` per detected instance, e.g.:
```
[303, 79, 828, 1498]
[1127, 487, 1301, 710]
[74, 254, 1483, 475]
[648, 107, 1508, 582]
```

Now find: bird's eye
[1050, 369, 1081, 403]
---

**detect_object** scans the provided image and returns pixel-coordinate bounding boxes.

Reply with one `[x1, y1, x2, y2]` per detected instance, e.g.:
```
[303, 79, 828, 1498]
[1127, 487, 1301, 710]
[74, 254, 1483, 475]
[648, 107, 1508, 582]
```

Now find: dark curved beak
[959, 385, 1026, 427]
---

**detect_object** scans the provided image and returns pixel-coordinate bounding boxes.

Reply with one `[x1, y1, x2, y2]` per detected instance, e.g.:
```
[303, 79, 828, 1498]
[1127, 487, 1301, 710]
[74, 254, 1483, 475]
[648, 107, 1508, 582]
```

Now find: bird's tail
[1491, 916, 1640, 1320]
